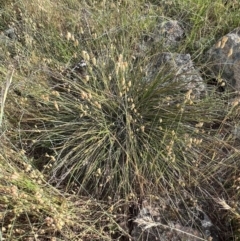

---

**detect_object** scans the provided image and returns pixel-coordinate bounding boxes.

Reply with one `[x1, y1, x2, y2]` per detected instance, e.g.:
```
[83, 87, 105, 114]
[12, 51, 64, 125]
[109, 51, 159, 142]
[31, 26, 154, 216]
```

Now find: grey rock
[132, 219, 205, 241]
[131, 206, 204, 241]
[0, 28, 17, 47]
[207, 27, 240, 91]
[4, 28, 17, 40]
[131, 199, 219, 241]
[153, 20, 184, 47]
[134, 19, 184, 58]
[194, 208, 219, 241]
[145, 52, 206, 98]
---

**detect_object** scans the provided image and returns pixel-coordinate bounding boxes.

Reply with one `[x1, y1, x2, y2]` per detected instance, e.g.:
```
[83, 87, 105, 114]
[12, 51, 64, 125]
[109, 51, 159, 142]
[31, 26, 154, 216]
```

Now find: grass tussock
[1, 0, 240, 240]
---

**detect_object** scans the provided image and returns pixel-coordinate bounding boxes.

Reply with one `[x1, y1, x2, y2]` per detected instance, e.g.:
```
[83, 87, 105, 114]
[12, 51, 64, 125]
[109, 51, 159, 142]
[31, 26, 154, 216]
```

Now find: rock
[207, 27, 240, 91]
[134, 19, 184, 58]
[194, 208, 219, 241]
[132, 218, 205, 241]
[131, 199, 219, 241]
[153, 20, 184, 47]
[131, 204, 204, 241]
[4, 28, 17, 40]
[0, 28, 17, 44]
[133, 19, 205, 98]
[145, 52, 206, 98]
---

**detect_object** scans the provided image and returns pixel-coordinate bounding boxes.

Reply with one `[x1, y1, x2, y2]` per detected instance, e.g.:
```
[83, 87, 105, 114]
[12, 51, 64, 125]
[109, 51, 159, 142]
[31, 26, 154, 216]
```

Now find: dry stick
[0, 69, 14, 128]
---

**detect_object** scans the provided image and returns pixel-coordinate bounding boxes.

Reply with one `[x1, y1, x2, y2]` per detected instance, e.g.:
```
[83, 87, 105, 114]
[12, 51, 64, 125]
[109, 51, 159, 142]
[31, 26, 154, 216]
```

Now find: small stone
[4, 28, 17, 40]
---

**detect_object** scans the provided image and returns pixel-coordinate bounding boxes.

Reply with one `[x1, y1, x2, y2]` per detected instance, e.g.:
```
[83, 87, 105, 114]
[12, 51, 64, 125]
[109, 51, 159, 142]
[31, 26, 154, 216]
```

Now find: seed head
[74, 39, 79, 47]
[92, 57, 97, 66]
[54, 101, 59, 111]
[140, 125, 145, 132]
[66, 31, 72, 41]
[82, 50, 90, 61]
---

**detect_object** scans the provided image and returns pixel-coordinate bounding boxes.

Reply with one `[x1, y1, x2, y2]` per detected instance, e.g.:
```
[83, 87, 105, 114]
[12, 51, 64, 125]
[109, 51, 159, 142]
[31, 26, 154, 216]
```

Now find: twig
[0, 69, 14, 128]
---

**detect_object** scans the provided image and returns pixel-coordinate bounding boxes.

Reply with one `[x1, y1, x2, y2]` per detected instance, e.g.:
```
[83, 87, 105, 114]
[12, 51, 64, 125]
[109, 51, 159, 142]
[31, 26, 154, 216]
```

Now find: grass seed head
[92, 57, 97, 66]
[54, 101, 59, 111]
[66, 31, 72, 41]
[82, 50, 90, 61]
